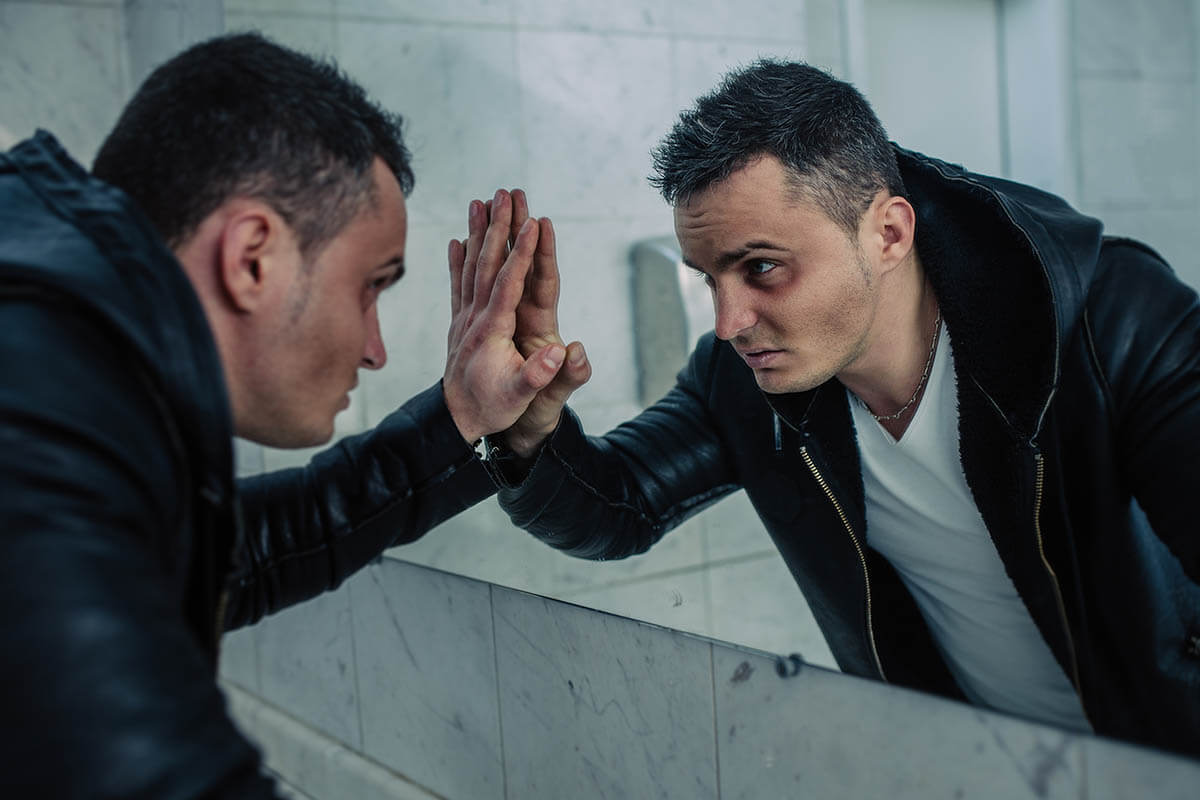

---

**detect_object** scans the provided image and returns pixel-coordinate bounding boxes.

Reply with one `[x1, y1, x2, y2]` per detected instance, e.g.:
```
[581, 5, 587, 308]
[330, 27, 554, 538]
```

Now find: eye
[748, 260, 777, 277]
[689, 268, 715, 288]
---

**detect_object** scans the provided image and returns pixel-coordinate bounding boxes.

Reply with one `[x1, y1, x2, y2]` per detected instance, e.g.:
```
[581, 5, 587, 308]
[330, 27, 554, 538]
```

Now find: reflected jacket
[498, 146, 1200, 758]
[0, 132, 495, 797]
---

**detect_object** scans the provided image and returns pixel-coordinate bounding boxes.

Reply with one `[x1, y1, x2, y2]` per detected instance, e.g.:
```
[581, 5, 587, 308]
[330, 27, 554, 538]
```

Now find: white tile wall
[1077, 77, 1198, 208]
[349, 561, 505, 800]
[1085, 734, 1200, 799]
[514, 0, 669, 34]
[219, 625, 261, 692]
[666, 0, 806, 41]
[707, 553, 838, 667]
[564, 563, 711, 637]
[338, 21, 525, 228]
[493, 585, 720, 799]
[0, 2, 125, 163]
[339, 0, 513, 27]
[225, 11, 338, 58]
[515, 29, 674, 220]
[1074, 0, 1196, 78]
[672, 38, 808, 116]
[255, 580, 362, 749]
[713, 646, 1088, 799]
[388, 498, 708, 601]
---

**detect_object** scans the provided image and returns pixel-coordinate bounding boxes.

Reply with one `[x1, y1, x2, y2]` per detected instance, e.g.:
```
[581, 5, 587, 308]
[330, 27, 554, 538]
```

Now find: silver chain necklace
[859, 310, 942, 422]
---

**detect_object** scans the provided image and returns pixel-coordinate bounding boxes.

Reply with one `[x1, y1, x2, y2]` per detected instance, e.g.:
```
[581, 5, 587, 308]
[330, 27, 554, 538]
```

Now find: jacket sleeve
[1088, 238, 1200, 584]
[0, 299, 281, 799]
[497, 334, 741, 560]
[226, 382, 497, 628]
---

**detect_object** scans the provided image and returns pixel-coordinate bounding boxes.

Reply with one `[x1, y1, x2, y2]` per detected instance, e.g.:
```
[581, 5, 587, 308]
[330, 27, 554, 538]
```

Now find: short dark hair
[650, 60, 904, 235]
[93, 32, 413, 257]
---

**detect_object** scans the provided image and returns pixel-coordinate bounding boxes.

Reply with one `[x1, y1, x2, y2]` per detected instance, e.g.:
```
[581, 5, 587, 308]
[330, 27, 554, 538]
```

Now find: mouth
[736, 348, 784, 369]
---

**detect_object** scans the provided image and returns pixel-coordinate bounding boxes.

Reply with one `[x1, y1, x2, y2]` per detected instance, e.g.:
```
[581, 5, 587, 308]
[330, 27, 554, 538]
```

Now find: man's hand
[443, 190, 568, 446]
[500, 190, 591, 457]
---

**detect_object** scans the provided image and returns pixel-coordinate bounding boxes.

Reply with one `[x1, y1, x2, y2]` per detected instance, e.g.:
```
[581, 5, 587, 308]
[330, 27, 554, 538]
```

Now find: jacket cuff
[377, 381, 496, 508]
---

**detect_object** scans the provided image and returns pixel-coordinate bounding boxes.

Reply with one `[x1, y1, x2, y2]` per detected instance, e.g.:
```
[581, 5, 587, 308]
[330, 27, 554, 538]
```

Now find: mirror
[12, 0, 1192, 763]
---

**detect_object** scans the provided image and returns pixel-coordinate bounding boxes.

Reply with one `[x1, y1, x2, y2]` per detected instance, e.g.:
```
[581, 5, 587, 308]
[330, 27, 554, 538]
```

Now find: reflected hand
[500, 189, 591, 457]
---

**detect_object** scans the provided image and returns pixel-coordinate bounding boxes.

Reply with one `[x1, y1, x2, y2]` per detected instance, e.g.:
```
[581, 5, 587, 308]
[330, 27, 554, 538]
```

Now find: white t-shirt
[849, 324, 1091, 732]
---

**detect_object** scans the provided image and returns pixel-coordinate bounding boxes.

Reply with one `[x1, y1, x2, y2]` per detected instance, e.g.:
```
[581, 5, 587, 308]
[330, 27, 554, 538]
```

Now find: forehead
[318, 158, 407, 273]
[673, 157, 843, 253]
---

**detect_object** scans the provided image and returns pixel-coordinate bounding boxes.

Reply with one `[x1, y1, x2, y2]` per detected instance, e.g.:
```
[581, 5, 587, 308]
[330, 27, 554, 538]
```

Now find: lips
[737, 348, 783, 368]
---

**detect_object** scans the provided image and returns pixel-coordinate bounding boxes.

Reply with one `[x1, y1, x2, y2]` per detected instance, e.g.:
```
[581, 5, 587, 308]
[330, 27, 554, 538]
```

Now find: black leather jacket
[0, 132, 495, 797]
[500, 147, 1200, 758]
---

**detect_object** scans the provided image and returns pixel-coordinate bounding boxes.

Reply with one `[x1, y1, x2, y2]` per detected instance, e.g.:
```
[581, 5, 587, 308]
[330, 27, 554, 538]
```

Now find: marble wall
[1071, 0, 1200, 288]
[221, 558, 1200, 799]
[0, 1, 126, 161]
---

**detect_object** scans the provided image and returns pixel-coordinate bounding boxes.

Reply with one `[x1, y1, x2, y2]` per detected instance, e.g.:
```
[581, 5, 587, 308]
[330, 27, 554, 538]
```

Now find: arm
[499, 335, 742, 560]
[0, 299, 280, 798]
[229, 382, 495, 627]
[1088, 238, 1200, 582]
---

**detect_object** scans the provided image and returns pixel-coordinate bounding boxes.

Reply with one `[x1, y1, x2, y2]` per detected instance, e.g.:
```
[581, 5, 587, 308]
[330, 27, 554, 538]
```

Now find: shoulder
[1088, 237, 1199, 330]
[0, 293, 184, 534]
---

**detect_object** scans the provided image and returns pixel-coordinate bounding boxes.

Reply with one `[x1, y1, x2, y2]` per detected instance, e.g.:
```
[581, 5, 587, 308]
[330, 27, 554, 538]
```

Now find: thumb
[544, 341, 590, 403]
[515, 343, 566, 395]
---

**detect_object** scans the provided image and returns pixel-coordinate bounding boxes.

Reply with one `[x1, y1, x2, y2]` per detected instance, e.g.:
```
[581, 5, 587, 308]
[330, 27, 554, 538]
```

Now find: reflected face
[255, 158, 407, 447]
[674, 156, 881, 395]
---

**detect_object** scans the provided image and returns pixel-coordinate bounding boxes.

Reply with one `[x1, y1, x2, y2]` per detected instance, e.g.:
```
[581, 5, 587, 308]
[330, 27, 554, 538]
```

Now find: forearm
[499, 390, 739, 561]
[227, 382, 496, 628]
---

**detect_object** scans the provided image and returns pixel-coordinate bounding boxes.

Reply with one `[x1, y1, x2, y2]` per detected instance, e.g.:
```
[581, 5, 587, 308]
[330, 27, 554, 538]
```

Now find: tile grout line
[347, 574, 367, 754]
[710, 642, 722, 799]
[490, 583, 510, 800]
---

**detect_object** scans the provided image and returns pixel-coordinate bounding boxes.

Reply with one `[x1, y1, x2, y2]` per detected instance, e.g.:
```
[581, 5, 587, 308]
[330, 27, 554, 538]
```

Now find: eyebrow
[681, 240, 788, 272]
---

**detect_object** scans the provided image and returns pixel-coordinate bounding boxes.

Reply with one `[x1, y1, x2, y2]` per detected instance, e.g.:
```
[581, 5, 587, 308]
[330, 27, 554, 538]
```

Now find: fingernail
[494, 189, 505, 206]
[569, 345, 586, 365]
[521, 218, 535, 234]
[544, 346, 565, 369]
[469, 200, 479, 221]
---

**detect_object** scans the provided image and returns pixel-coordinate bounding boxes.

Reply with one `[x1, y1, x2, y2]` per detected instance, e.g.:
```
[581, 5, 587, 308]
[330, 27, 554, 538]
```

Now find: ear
[874, 194, 916, 274]
[217, 201, 297, 313]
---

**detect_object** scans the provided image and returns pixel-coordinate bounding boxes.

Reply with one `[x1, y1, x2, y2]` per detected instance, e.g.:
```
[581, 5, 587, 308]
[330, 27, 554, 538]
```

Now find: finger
[510, 189, 530, 250]
[447, 238, 465, 315]
[515, 342, 566, 395]
[549, 341, 591, 399]
[489, 217, 538, 315]
[462, 200, 486, 307]
[473, 189, 512, 305]
[530, 216, 560, 310]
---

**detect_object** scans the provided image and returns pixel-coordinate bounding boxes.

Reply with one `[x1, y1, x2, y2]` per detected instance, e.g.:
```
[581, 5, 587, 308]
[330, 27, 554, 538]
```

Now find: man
[491, 60, 1200, 757]
[0, 34, 565, 797]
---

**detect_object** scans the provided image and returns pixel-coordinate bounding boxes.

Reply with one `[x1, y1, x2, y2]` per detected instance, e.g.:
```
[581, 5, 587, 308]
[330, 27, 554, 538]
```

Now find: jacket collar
[2, 131, 236, 506]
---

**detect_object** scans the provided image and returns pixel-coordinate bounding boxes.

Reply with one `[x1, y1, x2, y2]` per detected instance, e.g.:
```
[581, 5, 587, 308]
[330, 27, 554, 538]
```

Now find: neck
[839, 257, 940, 424]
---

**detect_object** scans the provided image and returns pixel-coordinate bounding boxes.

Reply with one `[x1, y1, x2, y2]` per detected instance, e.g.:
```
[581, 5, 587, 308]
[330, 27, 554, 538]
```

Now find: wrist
[500, 424, 556, 459]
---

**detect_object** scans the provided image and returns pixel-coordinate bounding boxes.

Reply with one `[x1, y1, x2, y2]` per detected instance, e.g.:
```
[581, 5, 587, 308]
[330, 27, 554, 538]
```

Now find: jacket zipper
[1031, 450, 1092, 725]
[800, 445, 887, 681]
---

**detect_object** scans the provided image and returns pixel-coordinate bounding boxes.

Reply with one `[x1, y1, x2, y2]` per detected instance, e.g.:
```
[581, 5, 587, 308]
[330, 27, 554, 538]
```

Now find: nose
[712, 283, 756, 341]
[361, 303, 387, 370]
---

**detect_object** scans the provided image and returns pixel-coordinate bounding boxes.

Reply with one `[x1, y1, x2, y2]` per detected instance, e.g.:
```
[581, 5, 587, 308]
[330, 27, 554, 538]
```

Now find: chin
[241, 419, 335, 449]
[754, 369, 826, 395]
